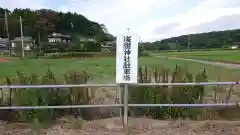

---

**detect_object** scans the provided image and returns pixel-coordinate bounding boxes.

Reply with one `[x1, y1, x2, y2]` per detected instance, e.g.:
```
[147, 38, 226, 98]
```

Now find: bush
[41, 41, 102, 53]
[0, 65, 237, 122]
[83, 41, 102, 52]
[42, 50, 149, 59]
[0, 68, 90, 122]
[42, 52, 116, 59]
[140, 51, 149, 57]
[128, 65, 208, 120]
[42, 43, 71, 53]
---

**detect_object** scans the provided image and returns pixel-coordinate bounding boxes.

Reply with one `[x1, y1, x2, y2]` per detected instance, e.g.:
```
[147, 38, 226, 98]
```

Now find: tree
[145, 29, 240, 50]
[0, 7, 112, 42]
[100, 24, 108, 33]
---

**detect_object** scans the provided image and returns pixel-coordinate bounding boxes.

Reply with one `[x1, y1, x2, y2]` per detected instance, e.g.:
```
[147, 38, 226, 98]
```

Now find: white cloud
[142, 0, 240, 41]
[0, 0, 47, 10]
[58, 0, 176, 36]
[60, 0, 240, 41]
[1, 0, 240, 41]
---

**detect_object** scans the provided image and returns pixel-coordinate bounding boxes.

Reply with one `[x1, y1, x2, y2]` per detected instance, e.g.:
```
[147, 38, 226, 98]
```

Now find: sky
[1, 0, 240, 41]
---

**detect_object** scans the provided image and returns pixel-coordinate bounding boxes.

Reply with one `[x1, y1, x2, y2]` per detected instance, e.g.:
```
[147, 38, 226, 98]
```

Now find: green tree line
[0, 7, 114, 42]
[142, 29, 240, 50]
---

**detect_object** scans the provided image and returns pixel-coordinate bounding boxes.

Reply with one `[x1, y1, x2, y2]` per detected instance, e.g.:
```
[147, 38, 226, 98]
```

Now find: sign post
[116, 30, 139, 127]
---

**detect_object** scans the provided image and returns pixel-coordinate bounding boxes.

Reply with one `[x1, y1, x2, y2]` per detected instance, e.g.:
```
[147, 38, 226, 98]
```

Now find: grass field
[151, 50, 240, 64]
[0, 56, 240, 134]
[0, 56, 239, 82]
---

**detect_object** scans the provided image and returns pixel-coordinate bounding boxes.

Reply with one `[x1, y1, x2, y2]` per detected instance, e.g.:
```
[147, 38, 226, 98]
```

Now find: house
[101, 40, 116, 52]
[11, 36, 35, 51]
[48, 32, 71, 43]
[0, 38, 9, 52]
[231, 45, 239, 49]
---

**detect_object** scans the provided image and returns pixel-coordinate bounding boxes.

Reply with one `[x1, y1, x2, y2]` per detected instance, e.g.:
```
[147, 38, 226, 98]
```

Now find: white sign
[116, 32, 139, 84]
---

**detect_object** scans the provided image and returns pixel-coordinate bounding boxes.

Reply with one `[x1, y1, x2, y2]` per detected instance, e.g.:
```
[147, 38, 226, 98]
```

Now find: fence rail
[0, 81, 238, 89]
[0, 103, 239, 110]
[0, 81, 239, 127]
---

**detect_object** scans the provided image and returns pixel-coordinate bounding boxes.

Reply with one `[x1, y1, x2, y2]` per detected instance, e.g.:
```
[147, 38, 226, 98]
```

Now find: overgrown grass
[0, 57, 239, 82]
[151, 50, 240, 64]
[0, 68, 89, 122]
[0, 58, 239, 123]
[129, 65, 207, 120]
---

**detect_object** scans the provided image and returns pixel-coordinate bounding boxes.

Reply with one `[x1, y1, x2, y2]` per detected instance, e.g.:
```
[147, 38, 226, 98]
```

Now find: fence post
[117, 84, 123, 126]
[123, 83, 128, 127]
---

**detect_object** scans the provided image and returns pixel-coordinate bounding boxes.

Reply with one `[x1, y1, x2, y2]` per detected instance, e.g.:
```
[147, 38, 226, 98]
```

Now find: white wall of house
[12, 43, 16, 47]
[48, 38, 62, 43]
[231, 45, 239, 49]
[48, 37, 70, 43]
[24, 45, 30, 50]
[11, 42, 32, 51]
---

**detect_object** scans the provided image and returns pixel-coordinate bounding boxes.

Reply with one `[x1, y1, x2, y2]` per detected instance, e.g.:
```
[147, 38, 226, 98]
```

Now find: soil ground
[1, 117, 240, 135]
[0, 58, 10, 63]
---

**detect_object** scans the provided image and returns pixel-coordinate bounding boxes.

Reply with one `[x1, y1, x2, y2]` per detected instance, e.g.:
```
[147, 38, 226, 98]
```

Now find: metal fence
[0, 81, 239, 127]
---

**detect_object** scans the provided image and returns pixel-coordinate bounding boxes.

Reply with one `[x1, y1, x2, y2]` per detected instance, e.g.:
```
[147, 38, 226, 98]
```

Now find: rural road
[156, 56, 240, 69]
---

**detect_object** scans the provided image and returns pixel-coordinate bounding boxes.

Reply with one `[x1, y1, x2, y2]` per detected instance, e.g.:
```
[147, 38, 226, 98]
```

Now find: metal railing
[0, 81, 239, 127]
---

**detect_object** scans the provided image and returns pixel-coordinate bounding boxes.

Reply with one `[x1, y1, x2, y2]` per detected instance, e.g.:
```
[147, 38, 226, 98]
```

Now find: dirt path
[1, 118, 240, 135]
[156, 56, 240, 69]
[0, 58, 10, 63]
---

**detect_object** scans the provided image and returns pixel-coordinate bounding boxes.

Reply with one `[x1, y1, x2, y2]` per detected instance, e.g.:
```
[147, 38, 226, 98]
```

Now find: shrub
[42, 43, 71, 53]
[42, 52, 116, 59]
[128, 65, 208, 120]
[41, 41, 102, 53]
[0, 68, 90, 122]
[84, 41, 102, 52]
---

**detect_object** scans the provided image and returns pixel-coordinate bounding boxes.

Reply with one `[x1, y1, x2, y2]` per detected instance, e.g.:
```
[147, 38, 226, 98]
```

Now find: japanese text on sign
[123, 36, 132, 81]
[116, 32, 139, 84]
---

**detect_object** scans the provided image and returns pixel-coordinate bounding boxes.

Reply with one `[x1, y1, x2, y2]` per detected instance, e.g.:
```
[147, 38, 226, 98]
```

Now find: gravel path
[1, 118, 240, 135]
[156, 56, 240, 69]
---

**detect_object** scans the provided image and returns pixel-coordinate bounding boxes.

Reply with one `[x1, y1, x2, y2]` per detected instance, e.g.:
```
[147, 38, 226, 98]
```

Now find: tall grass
[129, 65, 208, 120]
[0, 68, 90, 122]
[0, 65, 238, 123]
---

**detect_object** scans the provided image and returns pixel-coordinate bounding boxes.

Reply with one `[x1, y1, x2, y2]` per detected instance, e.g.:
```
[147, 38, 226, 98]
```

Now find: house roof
[12, 36, 33, 42]
[0, 38, 9, 47]
[48, 32, 71, 38]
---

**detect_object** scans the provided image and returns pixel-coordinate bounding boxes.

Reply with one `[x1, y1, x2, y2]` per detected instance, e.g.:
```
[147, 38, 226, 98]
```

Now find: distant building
[0, 38, 9, 52]
[48, 32, 71, 43]
[11, 36, 35, 51]
[231, 45, 239, 49]
[101, 40, 116, 52]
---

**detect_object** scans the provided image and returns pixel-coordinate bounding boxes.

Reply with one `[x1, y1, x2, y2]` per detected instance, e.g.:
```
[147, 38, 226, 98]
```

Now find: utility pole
[188, 34, 190, 51]
[37, 31, 41, 57]
[4, 11, 11, 56]
[127, 28, 130, 33]
[20, 16, 24, 58]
